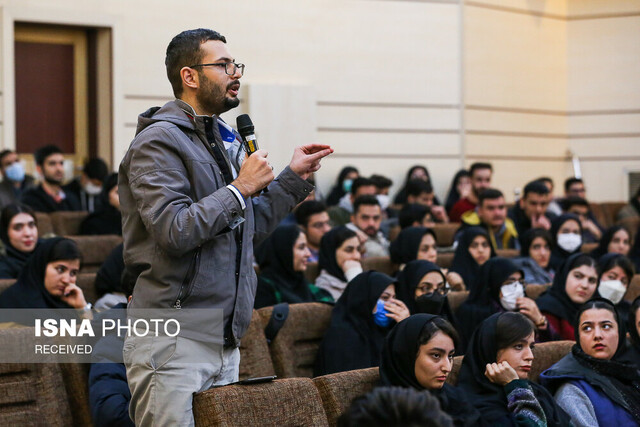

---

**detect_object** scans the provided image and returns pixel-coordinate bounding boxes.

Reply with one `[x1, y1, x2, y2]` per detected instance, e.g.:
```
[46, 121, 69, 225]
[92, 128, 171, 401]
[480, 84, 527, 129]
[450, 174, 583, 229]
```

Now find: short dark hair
[469, 162, 492, 177]
[294, 201, 327, 227]
[83, 158, 109, 181]
[537, 176, 553, 188]
[370, 174, 393, 190]
[165, 29, 227, 98]
[338, 387, 453, 427]
[0, 150, 13, 165]
[34, 145, 63, 166]
[398, 204, 430, 229]
[478, 188, 504, 206]
[563, 196, 589, 211]
[496, 312, 535, 352]
[353, 195, 380, 215]
[523, 180, 550, 198]
[564, 177, 584, 193]
[351, 177, 375, 195]
[417, 317, 459, 352]
[407, 179, 433, 198]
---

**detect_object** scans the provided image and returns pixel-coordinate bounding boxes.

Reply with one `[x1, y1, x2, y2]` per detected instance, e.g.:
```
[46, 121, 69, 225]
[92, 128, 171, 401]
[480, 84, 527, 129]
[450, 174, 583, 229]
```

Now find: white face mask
[83, 182, 102, 196]
[598, 280, 626, 305]
[557, 233, 582, 252]
[500, 282, 525, 311]
[376, 194, 390, 211]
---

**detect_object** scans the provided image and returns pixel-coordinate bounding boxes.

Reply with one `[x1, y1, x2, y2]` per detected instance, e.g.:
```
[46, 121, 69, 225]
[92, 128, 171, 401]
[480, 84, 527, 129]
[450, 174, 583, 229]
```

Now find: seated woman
[590, 225, 631, 259]
[315, 226, 363, 301]
[254, 225, 333, 308]
[314, 271, 409, 376]
[0, 203, 40, 279]
[514, 228, 555, 285]
[0, 237, 91, 318]
[540, 299, 640, 426]
[597, 253, 635, 326]
[445, 169, 471, 215]
[80, 173, 122, 236]
[457, 312, 570, 427]
[379, 314, 480, 426]
[457, 258, 549, 350]
[549, 214, 583, 272]
[450, 227, 495, 290]
[536, 253, 598, 341]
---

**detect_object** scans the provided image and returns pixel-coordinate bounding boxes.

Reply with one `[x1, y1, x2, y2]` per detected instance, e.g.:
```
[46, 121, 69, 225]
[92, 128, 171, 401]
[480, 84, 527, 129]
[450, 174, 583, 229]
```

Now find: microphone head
[236, 114, 254, 136]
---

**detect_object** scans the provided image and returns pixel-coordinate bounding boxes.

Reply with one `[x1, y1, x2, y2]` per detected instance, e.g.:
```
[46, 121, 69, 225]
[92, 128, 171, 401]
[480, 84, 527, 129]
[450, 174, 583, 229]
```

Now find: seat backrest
[50, 211, 89, 236]
[625, 274, 640, 303]
[530, 340, 574, 383]
[496, 248, 519, 258]
[257, 302, 333, 378]
[75, 273, 97, 305]
[193, 378, 329, 427]
[34, 212, 54, 236]
[58, 363, 92, 427]
[68, 235, 123, 273]
[589, 203, 608, 229]
[446, 355, 464, 386]
[447, 291, 469, 314]
[313, 367, 379, 427]
[362, 256, 395, 276]
[619, 216, 640, 243]
[432, 223, 460, 247]
[525, 283, 550, 300]
[305, 262, 320, 284]
[600, 202, 626, 227]
[437, 252, 454, 269]
[239, 310, 276, 381]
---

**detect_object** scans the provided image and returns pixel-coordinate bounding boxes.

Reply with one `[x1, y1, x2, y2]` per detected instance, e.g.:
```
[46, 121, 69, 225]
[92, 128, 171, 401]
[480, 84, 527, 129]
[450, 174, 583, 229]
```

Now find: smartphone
[238, 375, 277, 385]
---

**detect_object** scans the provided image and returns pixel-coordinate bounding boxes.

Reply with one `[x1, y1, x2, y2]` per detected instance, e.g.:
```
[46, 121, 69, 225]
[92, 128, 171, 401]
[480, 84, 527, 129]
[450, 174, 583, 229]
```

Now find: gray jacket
[119, 99, 312, 345]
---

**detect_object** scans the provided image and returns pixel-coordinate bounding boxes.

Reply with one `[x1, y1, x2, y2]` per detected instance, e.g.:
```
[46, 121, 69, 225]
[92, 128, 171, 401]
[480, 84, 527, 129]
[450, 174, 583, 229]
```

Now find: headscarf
[255, 225, 315, 306]
[549, 213, 583, 271]
[620, 296, 640, 365]
[0, 205, 40, 273]
[326, 166, 358, 207]
[0, 237, 76, 309]
[379, 314, 480, 426]
[457, 313, 571, 426]
[313, 271, 394, 376]
[536, 253, 595, 325]
[591, 225, 630, 260]
[318, 226, 357, 282]
[457, 258, 521, 348]
[597, 253, 634, 326]
[450, 226, 495, 288]
[389, 227, 435, 265]
[445, 169, 470, 214]
[393, 165, 430, 205]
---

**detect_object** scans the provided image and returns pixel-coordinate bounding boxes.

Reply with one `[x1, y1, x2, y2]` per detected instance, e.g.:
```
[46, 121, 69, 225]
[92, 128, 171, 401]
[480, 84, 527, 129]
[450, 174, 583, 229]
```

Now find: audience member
[394, 165, 434, 206]
[514, 228, 555, 285]
[458, 188, 519, 251]
[508, 180, 553, 235]
[549, 213, 583, 272]
[398, 203, 434, 229]
[631, 228, 640, 272]
[597, 253, 635, 326]
[64, 157, 109, 213]
[620, 296, 640, 366]
[0, 150, 35, 209]
[590, 225, 631, 259]
[449, 162, 492, 222]
[0, 203, 40, 279]
[93, 243, 126, 310]
[295, 200, 331, 263]
[328, 177, 376, 226]
[254, 225, 333, 308]
[346, 195, 389, 258]
[617, 186, 640, 221]
[80, 173, 122, 236]
[315, 226, 363, 300]
[537, 176, 562, 216]
[536, 253, 598, 340]
[540, 299, 640, 426]
[563, 197, 602, 243]
[406, 179, 448, 223]
[378, 314, 479, 426]
[326, 166, 359, 207]
[450, 227, 495, 290]
[390, 227, 437, 267]
[370, 174, 393, 212]
[444, 169, 470, 215]
[457, 312, 571, 426]
[21, 145, 81, 213]
[314, 271, 408, 375]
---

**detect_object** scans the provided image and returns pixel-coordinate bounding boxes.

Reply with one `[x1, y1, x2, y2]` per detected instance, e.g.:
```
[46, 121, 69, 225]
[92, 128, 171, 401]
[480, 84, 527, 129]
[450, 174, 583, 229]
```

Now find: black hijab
[620, 296, 640, 365]
[591, 226, 630, 260]
[549, 213, 583, 271]
[597, 252, 633, 326]
[314, 271, 394, 376]
[445, 169, 470, 214]
[326, 166, 358, 206]
[389, 227, 435, 265]
[536, 253, 595, 324]
[80, 173, 122, 236]
[379, 314, 480, 426]
[318, 226, 357, 282]
[457, 313, 571, 426]
[0, 205, 40, 276]
[630, 227, 640, 272]
[0, 237, 77, 309]
[450, 226, 495, 288]
[393, 165, 430, 205]
[255, 225, 315, 307]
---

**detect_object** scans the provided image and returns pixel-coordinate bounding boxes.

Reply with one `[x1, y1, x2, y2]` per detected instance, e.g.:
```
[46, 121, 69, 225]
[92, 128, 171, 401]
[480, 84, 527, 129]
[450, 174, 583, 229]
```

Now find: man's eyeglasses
[189, 61, 245, 76]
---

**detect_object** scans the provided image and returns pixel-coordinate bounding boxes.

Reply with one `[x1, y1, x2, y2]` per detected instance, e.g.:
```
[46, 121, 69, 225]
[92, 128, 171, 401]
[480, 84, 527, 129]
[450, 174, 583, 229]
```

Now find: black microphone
[236, 114, 258, 155]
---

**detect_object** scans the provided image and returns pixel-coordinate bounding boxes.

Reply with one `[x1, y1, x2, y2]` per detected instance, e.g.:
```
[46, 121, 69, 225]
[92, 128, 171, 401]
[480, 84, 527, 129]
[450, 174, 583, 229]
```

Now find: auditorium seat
[530, 340, 574, 383]
[525, 283, 550, 300]
[75, 273, 98, 305]
[361, 256, 395, 276]
[580, 242, 598, 254]
[625, 275, 640, 303]
[446, 355, 464, 386]
[34, 212, 54, 236]
[447, 291, 469, 313]
[600, 202, 626, 227]
[437, 252, 454, 269]
[589, 203, 608, 229]
[432, 223, 460, 247]
[50, 211, 89, 236]
[239, 310, 276, 381]
[59, 363, 92, 426]
[496, 248, 519, 258]
[68, 235, 123, 273]
[193, 378, 329, 427]
[618, 216, 640, 242]
[313, 367, 379, 427]
[257, 302, 332, 378]
[305, 262, 320, 284]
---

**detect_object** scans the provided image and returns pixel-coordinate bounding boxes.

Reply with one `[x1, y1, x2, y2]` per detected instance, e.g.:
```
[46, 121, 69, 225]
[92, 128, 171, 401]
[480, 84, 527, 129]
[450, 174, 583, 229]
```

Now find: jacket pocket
[173, 247, 201, 309]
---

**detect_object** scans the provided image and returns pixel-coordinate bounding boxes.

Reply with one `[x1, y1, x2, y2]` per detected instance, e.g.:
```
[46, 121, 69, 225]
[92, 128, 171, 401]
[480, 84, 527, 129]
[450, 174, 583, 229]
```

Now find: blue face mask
[5, 162, 25, 183]
[342, 179, 353, 193]
[373, 299, 392, 328]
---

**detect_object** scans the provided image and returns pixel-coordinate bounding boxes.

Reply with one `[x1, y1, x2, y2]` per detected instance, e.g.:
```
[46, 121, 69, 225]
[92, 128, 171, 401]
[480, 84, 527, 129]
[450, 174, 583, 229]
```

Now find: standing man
[119, 29, 332, 426]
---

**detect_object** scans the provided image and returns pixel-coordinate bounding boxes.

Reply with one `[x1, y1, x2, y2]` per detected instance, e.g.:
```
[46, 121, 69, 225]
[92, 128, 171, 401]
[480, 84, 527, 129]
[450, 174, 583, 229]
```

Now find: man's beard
[196, 73, 240, 115]
[44, 175, 62, 186]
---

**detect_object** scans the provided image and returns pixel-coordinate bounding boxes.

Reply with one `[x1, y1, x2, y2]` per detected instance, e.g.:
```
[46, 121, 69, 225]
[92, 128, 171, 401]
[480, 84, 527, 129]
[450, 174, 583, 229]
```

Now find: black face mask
[415, 293, 446, 315]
